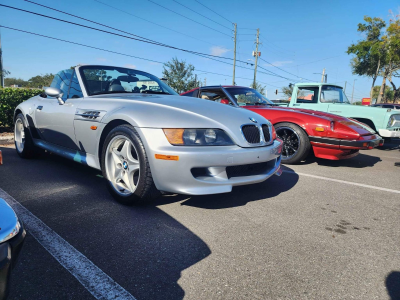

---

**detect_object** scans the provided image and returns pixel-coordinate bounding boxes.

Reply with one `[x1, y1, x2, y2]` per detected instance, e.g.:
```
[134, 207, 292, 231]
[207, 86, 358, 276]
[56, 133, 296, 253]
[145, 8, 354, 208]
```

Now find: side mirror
[220, 99, 229, 104]
[45, 87, 64, 105]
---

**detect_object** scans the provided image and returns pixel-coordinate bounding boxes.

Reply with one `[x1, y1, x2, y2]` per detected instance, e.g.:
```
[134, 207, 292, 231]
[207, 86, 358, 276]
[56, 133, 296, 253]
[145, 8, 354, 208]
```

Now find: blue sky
[1, 0, 399, 101]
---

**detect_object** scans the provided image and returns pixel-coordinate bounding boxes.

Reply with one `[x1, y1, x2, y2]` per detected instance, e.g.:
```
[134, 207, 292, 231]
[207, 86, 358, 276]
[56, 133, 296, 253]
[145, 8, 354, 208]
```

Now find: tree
[27, 73, 54, 88]
[4, 77, 28, 87]
[372, 85, 394, 102]
[347, 16, 386, 99]
[0, 69, 10, 77]
[384, 12, 400, 102]
[162, 57, 197, 93]
[281, 86, 294, 98]
[250, 81, 266, 94]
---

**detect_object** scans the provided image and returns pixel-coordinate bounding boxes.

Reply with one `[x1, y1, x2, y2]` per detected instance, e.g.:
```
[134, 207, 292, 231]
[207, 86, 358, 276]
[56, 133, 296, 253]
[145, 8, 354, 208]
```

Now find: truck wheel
[14, 113, 40, 159]
[101, 124, 161, 205]
[275, 123, 311, 164]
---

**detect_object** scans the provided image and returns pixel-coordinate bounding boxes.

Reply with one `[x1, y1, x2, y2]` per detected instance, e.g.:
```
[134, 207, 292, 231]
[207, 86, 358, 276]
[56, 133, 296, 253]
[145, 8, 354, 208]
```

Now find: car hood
[92, 94, 270, 147]
[0, 199, 19, 244]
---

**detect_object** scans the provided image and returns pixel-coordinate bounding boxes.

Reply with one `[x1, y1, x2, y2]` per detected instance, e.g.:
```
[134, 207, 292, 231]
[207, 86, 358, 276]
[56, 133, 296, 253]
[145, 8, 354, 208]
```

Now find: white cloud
[266, 61, 293, 67]
[124, 64, 137, 69]
[210, 46, 229, 56]
[96, 57, 107, 62]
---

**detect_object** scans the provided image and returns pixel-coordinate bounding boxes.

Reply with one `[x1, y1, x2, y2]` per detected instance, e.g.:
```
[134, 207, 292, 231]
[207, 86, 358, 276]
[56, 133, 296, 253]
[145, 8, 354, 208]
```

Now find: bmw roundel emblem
[249, 117, 257, 123]
[123, 161, 128, 170]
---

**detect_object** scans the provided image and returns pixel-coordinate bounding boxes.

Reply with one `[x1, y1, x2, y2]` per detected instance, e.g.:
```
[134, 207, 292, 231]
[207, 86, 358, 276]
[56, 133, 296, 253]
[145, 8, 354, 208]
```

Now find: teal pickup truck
[283, 83, 400, 139]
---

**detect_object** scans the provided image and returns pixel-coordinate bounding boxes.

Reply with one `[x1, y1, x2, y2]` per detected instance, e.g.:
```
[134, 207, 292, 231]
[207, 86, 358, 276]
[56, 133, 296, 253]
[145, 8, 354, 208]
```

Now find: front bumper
[138, 128, 283, 195]
[0, 223, 26, 300]
[309, 135, 384, 150]
[378, 128, 400, 138]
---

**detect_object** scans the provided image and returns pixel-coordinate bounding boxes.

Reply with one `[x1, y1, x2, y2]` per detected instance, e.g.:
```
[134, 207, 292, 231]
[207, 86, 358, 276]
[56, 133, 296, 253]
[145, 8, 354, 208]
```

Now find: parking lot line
[283, 170, 400, 194]
[0, 188, 136, 300]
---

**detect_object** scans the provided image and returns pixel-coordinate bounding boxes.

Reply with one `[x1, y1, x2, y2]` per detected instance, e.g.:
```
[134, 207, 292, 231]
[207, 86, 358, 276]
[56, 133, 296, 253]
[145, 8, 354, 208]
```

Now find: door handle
[37, 106, 43, 110]
[293, 104, 300, 106]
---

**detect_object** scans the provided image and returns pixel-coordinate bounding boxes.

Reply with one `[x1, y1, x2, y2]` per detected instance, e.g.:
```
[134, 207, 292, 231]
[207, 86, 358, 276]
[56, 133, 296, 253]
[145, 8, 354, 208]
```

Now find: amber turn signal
[315, 127, 325, 132]
[0, 150, 3, 165]
[155, 154, 179, 161]
[90, 126, 98, 130]
[163, 129, 184, 145]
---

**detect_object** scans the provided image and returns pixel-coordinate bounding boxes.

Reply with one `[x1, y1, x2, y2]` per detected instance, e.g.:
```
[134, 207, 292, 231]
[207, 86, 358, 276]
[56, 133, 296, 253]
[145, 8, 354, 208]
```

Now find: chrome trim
[240, 122, 273, 147]
[74, 109, 107, 122]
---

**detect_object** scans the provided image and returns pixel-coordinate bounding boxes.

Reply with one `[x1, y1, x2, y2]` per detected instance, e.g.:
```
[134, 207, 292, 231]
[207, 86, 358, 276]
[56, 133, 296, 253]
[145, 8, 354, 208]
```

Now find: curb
[0, 135, 14, 145]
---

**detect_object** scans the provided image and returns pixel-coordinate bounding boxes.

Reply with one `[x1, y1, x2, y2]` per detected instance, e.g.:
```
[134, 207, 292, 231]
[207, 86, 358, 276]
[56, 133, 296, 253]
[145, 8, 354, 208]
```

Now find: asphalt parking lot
[0, 140, 399, 300]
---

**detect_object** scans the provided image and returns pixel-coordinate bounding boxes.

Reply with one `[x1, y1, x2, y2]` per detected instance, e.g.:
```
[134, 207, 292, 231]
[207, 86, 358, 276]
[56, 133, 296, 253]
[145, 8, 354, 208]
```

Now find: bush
[0, 87, 43, 127]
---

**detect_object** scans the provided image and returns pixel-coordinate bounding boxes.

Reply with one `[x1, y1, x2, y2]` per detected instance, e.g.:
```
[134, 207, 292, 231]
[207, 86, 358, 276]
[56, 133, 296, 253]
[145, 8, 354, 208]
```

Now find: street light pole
[351, 79, 357, 104]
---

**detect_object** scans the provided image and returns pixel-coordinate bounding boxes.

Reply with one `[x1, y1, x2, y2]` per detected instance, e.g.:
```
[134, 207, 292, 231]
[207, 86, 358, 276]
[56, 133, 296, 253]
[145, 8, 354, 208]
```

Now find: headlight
[0, 221, 20, 243]
[330, 121, 335, 131]
[387, 115, 400, 128]
[163, 129, 235, 146]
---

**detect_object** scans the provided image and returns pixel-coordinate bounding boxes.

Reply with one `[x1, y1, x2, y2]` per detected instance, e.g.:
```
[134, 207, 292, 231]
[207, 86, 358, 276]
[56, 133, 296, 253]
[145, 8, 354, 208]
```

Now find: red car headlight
[272, 125, 277, 140]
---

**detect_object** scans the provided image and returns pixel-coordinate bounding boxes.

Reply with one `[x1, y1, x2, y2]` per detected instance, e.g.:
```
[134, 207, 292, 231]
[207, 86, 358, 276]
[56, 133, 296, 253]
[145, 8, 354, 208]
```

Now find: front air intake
[242, 125, 260, 144]
[262, 124, 271, 143]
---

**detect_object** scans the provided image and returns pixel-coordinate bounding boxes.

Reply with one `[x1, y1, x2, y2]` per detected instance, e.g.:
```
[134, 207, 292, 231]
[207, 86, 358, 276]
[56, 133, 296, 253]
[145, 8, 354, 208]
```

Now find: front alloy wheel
[275, 122, 311, 164]
[101, 125, 160, 205]
[105, 136, 140, 195]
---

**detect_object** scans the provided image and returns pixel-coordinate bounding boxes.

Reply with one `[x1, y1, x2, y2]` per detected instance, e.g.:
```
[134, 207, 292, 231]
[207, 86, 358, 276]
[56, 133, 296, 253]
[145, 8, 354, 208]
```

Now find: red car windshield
[225, 87, 275, 106]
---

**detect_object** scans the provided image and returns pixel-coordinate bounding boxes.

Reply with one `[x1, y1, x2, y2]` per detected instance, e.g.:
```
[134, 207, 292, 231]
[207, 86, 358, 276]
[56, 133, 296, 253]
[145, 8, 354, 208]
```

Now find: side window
[50, 69, 73, 101]
[68, 71, 83, 99]
[382, 105, 394, 109]
[296, 87, 319, 104]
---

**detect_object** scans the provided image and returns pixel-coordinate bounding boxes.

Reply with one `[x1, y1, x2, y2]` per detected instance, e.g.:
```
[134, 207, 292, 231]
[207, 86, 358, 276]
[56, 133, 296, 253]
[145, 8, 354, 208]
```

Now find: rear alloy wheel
[102, 125, 161, 205]
[275, 122, 311, 164]
[14, 113, 40, 159]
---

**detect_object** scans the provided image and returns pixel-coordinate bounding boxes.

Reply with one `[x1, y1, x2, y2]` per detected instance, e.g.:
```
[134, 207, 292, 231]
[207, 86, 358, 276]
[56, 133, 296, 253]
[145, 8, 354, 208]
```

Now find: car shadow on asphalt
[379, 138, 400, 151]
[386, 271, 400, 300]
[153, 168, 299, 209]
[0, 147, 210, 300]
[301, 153, 382, 168]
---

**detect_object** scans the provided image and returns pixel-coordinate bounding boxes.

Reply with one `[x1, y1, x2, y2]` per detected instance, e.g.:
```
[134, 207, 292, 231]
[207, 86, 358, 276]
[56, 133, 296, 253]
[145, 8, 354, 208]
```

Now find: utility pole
[204, 77, 206, 86]
[253, 28, 260, 87]
[321, 68, 325, 83]
[232, 23, 237, 85]
[0, 30, 4, 88]
[344, 81, 347, 93]
[351, 79, 356, 104]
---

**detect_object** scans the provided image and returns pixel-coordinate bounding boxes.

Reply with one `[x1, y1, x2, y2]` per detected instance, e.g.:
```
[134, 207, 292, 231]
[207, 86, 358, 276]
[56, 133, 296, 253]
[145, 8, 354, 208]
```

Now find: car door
[34, 69, 82, 150]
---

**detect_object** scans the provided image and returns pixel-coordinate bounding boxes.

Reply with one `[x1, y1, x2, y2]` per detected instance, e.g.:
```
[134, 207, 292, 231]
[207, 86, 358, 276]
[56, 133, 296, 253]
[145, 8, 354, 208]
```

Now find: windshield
[79, 66, 178, 96]
[320, 86, 349, 104]
[225, 87, 275, 106]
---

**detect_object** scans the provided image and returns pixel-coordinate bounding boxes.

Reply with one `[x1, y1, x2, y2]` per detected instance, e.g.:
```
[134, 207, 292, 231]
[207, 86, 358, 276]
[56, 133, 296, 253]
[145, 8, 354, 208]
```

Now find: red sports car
[181, 86, 383, 164]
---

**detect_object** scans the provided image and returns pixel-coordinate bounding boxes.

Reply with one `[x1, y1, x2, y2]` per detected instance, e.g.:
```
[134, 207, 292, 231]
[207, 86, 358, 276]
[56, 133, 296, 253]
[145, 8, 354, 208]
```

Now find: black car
[371, 103, 400, 110]
[0, 199, 26, 300]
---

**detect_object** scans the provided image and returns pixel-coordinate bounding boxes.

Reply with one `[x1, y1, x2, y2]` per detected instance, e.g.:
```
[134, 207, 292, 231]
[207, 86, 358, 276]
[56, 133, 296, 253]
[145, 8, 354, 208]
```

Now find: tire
[274, 122, 311, 164]
[101, 124, 161, 205]
[14, 113, 40, 159]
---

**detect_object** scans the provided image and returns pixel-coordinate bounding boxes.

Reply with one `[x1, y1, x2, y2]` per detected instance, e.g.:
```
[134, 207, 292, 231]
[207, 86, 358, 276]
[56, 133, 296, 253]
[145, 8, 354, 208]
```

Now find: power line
[146, 0, 231, 37]
[0, 25, 282, 88]
[0, 4, 253, 65]
[259, 57, 313, 81]
[92, 0, 215, 46]
[193, 0, 233, 24]
[171, 0, 231, 31]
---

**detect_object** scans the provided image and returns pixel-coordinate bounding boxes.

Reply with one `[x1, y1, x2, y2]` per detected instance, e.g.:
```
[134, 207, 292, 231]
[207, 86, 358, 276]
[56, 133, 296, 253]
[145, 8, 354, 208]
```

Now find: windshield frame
[222, 87, 275, 107]
[78, 65, 178, 96]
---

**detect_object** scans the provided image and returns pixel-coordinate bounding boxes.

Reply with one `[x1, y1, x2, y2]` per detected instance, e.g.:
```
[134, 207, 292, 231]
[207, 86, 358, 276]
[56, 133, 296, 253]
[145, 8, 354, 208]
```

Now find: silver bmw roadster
[14, 65, 283, 204]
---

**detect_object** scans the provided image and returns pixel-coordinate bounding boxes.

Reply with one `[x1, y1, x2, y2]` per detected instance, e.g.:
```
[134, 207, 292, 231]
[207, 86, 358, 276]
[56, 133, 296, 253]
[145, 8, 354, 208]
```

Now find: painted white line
[283, 170, 400, 194]
[0, 189, 136, 300]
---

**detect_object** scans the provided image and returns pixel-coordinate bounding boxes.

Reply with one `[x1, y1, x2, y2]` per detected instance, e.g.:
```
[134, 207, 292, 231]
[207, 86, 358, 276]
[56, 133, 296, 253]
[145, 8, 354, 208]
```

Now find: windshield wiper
[90, 91, 130, 96]
[141, 90, 171, 95]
